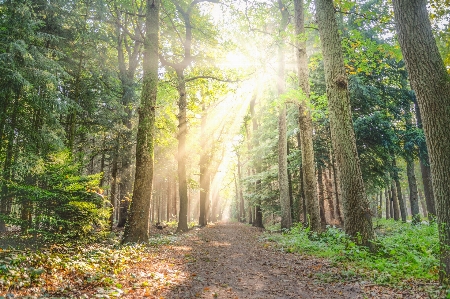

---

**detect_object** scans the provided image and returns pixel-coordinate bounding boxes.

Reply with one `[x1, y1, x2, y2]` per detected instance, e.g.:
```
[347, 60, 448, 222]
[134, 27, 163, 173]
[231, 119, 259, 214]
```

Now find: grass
[263, 219, 439, 285]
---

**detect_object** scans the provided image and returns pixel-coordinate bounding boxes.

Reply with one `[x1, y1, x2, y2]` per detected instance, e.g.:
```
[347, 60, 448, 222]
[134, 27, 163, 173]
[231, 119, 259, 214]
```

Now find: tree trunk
[237, 153, 245, 223]
[419, 189, 428, 218]
[324, 166, 335, 221]
[378, 191, 383, 218]
[294, 0, 321, 232]
[388, 186, 394, 219]
[317, 167, 327, 227]
[0, 96, 20, 232]
[250, 95, 264, 229]
[287, 143, 295, 222]
[277, 0, 291, 230]
[110, 150, 118, 230]
[414, 100, 436, 218]
[391, 179, 400, 221]
[315, 0, 373, 245]
[175, 69, 189, 232]
[330, 149, 343, 224]
[393, 0, 450, 283]
[122, 0, 160, 243]
[392, 158, 407, 222]
[199, 106, 208, 227]
[385, 186, 390, 220]
[166, 179, 171, 221]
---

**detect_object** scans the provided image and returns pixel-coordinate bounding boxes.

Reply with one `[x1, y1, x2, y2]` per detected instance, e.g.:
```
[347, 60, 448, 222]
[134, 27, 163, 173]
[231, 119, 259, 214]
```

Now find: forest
[0, 0, 450, 297]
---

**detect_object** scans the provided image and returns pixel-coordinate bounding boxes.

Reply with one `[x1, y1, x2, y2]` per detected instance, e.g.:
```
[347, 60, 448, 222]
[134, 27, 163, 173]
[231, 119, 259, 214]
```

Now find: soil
[121, 222, 429, 298]
[1, 222, 433, 298]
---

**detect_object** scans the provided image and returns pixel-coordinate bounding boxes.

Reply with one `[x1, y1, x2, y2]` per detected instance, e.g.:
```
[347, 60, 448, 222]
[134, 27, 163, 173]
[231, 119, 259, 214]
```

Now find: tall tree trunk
[237, 153, 245, 223]
[388, 185, 394, 219]
[392, 158, 407, 222]
[385, 186, 390, 220]
[175, 70, 189, 232]
[199, 106, 208, 227]
[115, 10, 142, 229]
[405, 105, 421, 224]
[406, 156, 421, 223]
[391, 179, 400, 221]
[419, 189, 428, 218]
[287, 143, 295, 222]
[249, 95, 264, 228]
[378, 191, 383, 218]
[167, 178, 171, 221]
[296, 132, 306, 223]
[317, 167, 327, 227]
[294, 0, 321, 232]
[0, 96, 19, 232]
[393, 0, 450, 283]
[330, 149, 343, 224]
[110, 149, 119, 230]
[122, 0, 160, 243]
[324, 166, 335, 221]
[277, 0, 291, 230]
[315, 0, 373, 245]
[414, 100, 436, 218]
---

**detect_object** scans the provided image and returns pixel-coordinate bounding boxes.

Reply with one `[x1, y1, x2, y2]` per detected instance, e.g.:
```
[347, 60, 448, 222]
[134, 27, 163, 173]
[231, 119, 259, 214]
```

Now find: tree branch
[185, 75, 241, 83]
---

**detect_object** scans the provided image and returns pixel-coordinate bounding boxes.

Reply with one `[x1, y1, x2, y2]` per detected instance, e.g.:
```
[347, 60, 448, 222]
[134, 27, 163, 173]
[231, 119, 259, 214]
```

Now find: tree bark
[392, 0, 450, 283]
[324, 166, 335, 221]
[378, 191, 383, 218]
[330, 149, 343, 224]
[122, 0, 160, 243]
[405, 105, 421, 224]
[414, 99, 436, 218]
[385, 187, 390, 219]
[110, 149, 118, 230]
[391, 179, 400, 221]
[175, 70, 189, 232]
[237, 152, 245, 223]
[317, 166, 327, 227]
[0, 96, 19, 232]
[199, 105, 208, 227]
[294, 0, 321, 232]
[314, 0, 373, 245]
[388, 185, 394, 219]
[250, 95, 264, 229]
[393, 159, 407, 222]
[277, 0, 291, 230]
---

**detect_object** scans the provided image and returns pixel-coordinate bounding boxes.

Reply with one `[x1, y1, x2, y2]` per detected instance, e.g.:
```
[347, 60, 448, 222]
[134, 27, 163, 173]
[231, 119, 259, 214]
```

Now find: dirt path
[121, 222, 427, 298]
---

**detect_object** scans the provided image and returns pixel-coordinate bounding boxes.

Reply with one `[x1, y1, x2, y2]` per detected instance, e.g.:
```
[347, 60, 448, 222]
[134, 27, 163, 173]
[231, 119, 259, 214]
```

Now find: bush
[5, 151, 110, 242]
[264, 219, 439, 284]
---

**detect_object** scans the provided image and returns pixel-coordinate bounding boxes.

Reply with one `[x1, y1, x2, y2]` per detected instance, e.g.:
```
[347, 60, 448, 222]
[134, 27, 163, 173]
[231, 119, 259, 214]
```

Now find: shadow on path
[161, 222, 362, 299]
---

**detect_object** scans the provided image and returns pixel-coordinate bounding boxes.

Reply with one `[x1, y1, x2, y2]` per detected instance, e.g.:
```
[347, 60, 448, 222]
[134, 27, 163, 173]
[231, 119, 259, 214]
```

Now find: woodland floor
[1, 222, 434, 298]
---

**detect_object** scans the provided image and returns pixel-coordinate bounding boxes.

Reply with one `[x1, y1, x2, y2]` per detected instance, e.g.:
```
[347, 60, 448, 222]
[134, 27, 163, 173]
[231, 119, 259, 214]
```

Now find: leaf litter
[0, 222, 438, 298]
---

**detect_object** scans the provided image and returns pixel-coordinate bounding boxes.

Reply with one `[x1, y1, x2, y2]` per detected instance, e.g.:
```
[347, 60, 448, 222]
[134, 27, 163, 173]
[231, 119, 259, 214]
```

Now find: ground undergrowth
[264, 219, 445, 297]
[0, 219, 446, 298]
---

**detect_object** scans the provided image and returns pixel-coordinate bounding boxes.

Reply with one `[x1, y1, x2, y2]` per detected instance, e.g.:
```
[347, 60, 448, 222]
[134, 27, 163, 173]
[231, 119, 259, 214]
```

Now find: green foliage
[264, 219, 439, 284]
[6, 151, 109, 241]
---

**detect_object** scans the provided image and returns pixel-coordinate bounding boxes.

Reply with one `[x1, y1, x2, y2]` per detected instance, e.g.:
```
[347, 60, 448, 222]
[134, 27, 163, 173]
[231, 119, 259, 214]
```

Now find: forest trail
[121, 222, 425, 299]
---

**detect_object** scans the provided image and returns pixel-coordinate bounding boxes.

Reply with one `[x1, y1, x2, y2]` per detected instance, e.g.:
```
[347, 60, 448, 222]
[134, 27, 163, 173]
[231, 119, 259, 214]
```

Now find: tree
[314, 0, 373, 246]
[294, 0, 321, 232]
[122, 0, 160, 243]
[392, 0, 450, 283]
[276, 0, 291, 230]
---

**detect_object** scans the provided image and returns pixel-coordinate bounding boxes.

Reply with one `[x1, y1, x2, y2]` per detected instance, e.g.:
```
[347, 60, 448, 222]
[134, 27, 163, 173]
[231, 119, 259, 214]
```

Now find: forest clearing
[1, 0, 450, 298]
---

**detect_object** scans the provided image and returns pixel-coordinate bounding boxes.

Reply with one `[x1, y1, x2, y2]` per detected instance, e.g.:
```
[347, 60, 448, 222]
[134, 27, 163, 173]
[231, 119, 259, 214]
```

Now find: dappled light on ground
[1, 223, 437, 298]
